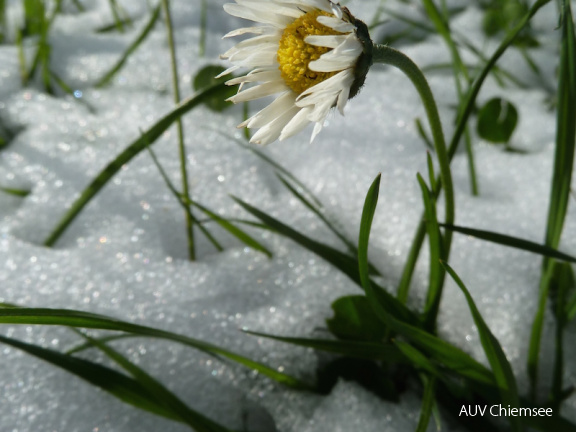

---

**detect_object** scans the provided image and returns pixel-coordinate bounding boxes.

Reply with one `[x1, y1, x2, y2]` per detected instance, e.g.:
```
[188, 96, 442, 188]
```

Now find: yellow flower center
[277, 10, 341, 94]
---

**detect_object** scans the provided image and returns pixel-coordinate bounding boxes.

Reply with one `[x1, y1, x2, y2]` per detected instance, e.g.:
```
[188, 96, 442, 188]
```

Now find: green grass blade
[43, 82, 230, 247]
[443, 261, 522, 432]
[145, 142, 270, 256]
[189, 200, 272, 258]
[415, 375, 437, 432]
[0, 185, 30, 197]
[79, 332, 232, 432]
[232, 195, 421, 327]
[276, 173, 357, 254]
[394, 340, 441, 378]
[66, 333, 134, 354]
[95, 4, 161, 88]
[358, 175, 494, 386]
[0, 307, 313, 391]
[231, 195, 370, 285]
[417, 174, 444, 330]
[144, 142, 224, 253]
[530, 0, 576, 398]
[243, 330, 407, 362]
[441, 223, 576, 263]
[0, 334, 181, 422]
[397, 0, 552, 305]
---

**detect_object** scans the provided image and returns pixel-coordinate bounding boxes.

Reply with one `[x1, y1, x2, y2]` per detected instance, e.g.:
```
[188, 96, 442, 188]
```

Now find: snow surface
[0, 0, 575, 431]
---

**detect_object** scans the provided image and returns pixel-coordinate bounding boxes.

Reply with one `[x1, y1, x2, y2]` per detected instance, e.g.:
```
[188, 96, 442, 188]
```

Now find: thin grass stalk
[528, 0, 576, 401]
[0, 0, 5, 43]
[199, 0, 207, 57]
[43, 82, 229, 247]
[396, 0, 551, 304]
[161, 0, 196, 261]
[108, 0, 126, 32]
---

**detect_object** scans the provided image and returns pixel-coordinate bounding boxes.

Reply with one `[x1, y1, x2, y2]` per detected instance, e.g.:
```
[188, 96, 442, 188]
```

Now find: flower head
[220, 0, 372, 144]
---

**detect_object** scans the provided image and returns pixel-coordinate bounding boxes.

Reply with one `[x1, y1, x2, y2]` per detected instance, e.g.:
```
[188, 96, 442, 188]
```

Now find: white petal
[308, 34, 362, 72]
[250, 106, 300, 145]
[279, 107, 312, 140]
[233, 0, 303, 19]
[245, 91, 296, 128]
[316, 15, 355, 33]
[223, 3, 293, 27]
[228, 81, 288, 103]
[226, 69, 280, 86]
[311, 121, 324, 142]
[305, 35, 349, 49]
[223, 26, 272, 38]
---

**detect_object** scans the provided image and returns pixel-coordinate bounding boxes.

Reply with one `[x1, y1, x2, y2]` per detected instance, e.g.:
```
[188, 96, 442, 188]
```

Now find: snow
[0, 0, 575, 431]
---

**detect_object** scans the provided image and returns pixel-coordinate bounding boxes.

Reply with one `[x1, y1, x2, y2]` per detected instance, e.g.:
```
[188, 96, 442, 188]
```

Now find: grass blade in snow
[79, 333, 231, 432]
[44, 82, 230, 247]
[529, 0, 576, 399]
[244, 330, 406, 362]
[0, 334, 181, 422]
[417, 174, 443, 331]
[443, 262, 522, 432]
[0, 307, 313, 391]
[357, 174, 494, 386]
[95, 4, 161, 88]
[442, 223, 576, 263]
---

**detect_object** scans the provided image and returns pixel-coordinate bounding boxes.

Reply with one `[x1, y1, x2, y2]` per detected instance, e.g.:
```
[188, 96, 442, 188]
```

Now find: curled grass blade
[243, 329, 407, 362]
[78, 332, 232, 432]
[0, 334, 181, 422]
[95, 4, 161, 88]
[0, 307, 313, 391]
[43, 82, 230, 247]
[441, 224, 576, 263]
[443, 261, 522, 432]
[358, 174, 494, 386]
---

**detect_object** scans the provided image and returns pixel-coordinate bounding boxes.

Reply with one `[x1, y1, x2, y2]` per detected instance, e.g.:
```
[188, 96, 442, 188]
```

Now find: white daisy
[220, 0, 373, 145]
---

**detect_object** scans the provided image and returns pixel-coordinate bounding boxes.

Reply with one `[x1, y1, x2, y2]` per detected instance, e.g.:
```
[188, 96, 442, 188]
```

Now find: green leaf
[0, 307, 313, 391]
[243, 329, 406, 362]
[441, 223, 576, 264]
[477, 97, 519, 143]
[0, 334, 181, 422]
[326, 295, 388, 341]
[192, 65, 236, 112]
[443, 261, 522, 432]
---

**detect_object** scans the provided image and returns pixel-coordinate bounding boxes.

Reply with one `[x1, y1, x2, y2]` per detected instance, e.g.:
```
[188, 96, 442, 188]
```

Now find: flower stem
[162, 0, 196, 261]
[372, 45, 455, 327]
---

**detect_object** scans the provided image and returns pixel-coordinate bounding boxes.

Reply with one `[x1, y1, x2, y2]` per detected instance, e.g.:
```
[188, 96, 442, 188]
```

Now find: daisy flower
[220, 0, 373, 144]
